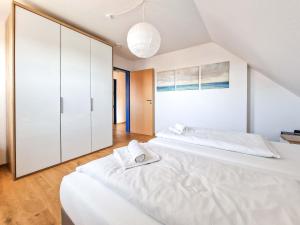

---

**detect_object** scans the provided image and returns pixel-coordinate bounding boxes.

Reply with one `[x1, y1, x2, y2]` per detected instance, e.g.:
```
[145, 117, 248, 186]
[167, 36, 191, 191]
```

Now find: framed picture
[175, 66, 199, 91]
[157, 70, 175, 92]
[201, 61, 230, 89]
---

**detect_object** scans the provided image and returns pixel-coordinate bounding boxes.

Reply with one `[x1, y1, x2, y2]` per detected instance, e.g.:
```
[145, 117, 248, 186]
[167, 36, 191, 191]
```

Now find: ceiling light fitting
[106, 0, 161, 58]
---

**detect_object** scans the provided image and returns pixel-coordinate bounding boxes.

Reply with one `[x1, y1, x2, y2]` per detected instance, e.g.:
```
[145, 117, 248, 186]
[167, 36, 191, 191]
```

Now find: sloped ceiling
[193, 0, 300, 96]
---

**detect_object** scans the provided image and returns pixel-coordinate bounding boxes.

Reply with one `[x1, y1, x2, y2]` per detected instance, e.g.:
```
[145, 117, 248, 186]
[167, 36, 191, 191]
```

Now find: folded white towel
[168, 123, 187, 135]
[114, 146, 160, 170]
[168, 126, 182, 134]
[174, 123, 186, 133]
[128, 140, 146, 163]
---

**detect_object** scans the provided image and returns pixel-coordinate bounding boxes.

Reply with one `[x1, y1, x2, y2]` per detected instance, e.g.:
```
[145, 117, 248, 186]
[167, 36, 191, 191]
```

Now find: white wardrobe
[11, 6, 112, 178]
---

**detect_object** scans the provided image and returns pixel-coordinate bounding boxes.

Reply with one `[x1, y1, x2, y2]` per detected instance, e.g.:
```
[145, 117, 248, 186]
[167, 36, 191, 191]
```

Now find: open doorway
[113, 68, 130, 133]
[113, 67, 154, 136]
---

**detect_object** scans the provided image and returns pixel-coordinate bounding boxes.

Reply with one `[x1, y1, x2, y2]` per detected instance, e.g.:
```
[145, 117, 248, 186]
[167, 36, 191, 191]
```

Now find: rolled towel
[113, 146, 160, 170]
[128, 140, 146, 163]
[168, 126, 182, 135]
[174, 123, 186, 133]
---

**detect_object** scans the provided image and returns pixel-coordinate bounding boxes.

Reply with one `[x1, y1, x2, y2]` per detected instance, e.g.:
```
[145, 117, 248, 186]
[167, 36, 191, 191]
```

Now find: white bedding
[76, 141, 300, 225]
[157, 127, 280, 158]
[60, 172, 161, 225]
[150, 137, 300, 180]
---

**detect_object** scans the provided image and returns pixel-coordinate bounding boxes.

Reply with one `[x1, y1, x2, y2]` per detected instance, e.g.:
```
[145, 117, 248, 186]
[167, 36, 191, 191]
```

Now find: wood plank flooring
[0, 124, 153, 225]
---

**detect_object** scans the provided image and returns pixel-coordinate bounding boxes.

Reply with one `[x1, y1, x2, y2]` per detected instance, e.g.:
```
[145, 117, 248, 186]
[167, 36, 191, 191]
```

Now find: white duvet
[77, 142, 300, 225]
[157, 127, 280, 158]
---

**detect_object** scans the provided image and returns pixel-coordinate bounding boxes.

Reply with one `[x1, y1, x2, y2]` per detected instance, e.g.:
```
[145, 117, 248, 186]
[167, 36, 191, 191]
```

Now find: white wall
[113, 54, 134, 71]
[113, 70, 126, 123]
[0, 21, 7, 165]
[0, 35, 298, 165]
[133, 42, 248, 132]
[0, 0, 11, 165]
[249, 69, 300, 141]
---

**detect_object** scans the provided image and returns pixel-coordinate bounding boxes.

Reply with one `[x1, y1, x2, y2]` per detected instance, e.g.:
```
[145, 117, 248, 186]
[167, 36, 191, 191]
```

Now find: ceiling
[17, 0, 210, 60]
[193, 0, 300, 97]
[1, 0, 300, 96]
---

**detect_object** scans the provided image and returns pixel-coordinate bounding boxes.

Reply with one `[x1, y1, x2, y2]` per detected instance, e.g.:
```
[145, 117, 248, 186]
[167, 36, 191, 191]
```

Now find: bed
[60, 129, 300, 225]
[60, 171, 160, 225]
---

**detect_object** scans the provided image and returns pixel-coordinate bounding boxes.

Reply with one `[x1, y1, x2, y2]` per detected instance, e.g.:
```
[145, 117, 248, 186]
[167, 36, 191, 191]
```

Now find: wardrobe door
[91, 40, 113, 151]
[15, 7, 61, 177]
[61, 27, 91, 161]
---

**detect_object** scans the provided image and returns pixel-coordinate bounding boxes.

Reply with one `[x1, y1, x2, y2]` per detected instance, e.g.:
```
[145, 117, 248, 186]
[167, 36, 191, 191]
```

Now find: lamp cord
[143, 1, 145, 22]
[106, 0, 146, 19]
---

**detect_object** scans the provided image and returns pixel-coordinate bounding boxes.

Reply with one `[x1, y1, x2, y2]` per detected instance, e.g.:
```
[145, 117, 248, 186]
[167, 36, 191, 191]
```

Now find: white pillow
[157, 128, 280, 158]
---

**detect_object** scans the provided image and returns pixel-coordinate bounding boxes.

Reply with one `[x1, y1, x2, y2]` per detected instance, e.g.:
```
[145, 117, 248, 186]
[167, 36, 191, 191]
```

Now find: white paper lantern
[127, 22, 161, 58]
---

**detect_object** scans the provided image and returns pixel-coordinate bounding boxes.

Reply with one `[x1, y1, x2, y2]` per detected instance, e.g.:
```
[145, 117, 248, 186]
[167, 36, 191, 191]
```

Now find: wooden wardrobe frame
[6, 1, 114, 180]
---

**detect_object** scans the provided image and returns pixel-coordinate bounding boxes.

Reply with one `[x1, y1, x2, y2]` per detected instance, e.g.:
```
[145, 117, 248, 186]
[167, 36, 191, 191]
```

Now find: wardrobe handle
[60, 97, 64, 114]
[91, 98, 94, 111]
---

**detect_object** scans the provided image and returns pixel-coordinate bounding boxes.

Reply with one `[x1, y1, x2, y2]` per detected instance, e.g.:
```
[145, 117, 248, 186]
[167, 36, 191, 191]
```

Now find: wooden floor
[0, 123, 153, 225]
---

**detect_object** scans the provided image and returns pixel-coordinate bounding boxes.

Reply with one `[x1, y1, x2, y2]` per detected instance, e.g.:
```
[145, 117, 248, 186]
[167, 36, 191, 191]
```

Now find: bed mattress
[61, 139, 300, 225]
[60, 172, 161, 225]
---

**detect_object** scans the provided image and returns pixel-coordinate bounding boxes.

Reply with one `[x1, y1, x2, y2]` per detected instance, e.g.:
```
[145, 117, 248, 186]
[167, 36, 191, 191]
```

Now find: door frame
[130, 68, 155, 136]
[113, 79, 117, 124]
[113, 67, 130, 133]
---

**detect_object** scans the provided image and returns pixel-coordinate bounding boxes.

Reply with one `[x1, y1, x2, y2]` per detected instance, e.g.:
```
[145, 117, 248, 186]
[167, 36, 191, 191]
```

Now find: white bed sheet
[61, 139, 300, 225]
[150, 137, 300, 180]
[76, 141, 300, 225]
[60, 172, 161, 225]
